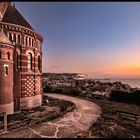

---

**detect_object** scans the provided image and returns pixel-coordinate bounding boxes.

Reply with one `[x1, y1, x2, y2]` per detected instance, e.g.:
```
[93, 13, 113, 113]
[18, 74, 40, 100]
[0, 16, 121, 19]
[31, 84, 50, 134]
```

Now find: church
[0, 2, 43, 114]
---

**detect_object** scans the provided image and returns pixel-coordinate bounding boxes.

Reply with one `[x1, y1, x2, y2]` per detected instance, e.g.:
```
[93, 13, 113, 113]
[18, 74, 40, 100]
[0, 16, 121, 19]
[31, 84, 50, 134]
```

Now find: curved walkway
[1, 93, 101, 138]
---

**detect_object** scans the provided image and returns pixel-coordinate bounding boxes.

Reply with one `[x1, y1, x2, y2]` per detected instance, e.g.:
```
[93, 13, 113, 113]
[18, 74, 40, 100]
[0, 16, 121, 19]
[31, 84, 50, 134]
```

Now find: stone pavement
[0, 93, 101, 138]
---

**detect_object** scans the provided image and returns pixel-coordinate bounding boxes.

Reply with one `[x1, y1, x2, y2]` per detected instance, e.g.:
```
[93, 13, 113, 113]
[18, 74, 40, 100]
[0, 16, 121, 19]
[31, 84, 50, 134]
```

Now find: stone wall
[0, 102, 13, 114]
[20, 94, 42, 109]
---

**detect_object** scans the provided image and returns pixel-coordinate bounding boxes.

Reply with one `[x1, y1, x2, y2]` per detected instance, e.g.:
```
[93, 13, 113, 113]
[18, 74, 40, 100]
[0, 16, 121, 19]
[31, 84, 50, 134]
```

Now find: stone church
[0, 2, 43, 114]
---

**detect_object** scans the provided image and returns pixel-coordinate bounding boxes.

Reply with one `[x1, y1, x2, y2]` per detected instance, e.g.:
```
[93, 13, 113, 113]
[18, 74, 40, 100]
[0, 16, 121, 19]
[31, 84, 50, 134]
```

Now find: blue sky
[14, 2, 140, 78]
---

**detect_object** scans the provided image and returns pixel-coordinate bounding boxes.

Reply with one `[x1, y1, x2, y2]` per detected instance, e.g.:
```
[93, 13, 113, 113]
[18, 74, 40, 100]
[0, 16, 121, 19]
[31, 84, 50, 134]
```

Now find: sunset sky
[15, 2, 140, 78]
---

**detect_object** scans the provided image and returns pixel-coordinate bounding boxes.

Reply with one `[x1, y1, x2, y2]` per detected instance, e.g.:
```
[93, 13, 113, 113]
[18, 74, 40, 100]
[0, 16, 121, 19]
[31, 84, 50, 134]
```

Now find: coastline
[91, 78, 140, 88]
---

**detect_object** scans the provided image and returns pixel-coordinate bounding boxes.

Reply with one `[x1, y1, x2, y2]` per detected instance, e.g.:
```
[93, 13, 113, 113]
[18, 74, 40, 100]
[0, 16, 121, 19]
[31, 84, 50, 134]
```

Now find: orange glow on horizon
[43, 41, 140, 78]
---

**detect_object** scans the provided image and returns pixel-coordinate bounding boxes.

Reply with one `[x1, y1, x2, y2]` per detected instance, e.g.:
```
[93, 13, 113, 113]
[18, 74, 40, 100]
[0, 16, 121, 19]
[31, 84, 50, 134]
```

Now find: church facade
[0, 2, 43, 114]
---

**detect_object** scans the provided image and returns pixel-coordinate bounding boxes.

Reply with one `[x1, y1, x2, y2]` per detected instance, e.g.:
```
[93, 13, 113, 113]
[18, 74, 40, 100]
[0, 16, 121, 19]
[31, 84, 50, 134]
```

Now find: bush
[109, 90, 140, 105]
[53, 89, 63, 93]
[43, 85, 53, 92]
[131, 90, 140, 105]
[68, 88, 80, 96]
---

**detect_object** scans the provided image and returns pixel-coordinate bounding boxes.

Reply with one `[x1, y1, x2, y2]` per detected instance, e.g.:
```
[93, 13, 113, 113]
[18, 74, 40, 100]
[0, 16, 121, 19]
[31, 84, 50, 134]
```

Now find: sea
[94, 78, 140, 88]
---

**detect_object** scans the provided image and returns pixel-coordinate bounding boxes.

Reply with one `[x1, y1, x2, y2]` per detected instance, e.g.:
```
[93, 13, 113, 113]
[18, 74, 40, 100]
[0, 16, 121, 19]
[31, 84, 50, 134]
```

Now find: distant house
[74, 73, 88, 80]
[91, 91, 106, 99]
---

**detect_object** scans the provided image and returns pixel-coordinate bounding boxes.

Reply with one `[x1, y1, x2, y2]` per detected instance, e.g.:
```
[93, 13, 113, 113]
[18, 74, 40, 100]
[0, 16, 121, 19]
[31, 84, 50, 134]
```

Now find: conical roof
[0, 28, 12, 45]
[1, 4, 34, 30]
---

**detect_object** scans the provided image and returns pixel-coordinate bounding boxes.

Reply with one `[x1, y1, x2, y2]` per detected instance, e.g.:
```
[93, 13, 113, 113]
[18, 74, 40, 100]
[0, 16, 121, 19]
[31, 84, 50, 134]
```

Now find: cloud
[50, 65, 62, 69]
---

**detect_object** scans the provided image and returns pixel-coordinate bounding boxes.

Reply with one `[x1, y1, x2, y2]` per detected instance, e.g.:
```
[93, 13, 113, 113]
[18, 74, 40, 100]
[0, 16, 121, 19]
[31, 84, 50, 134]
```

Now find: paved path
[0, 93, 101, 138]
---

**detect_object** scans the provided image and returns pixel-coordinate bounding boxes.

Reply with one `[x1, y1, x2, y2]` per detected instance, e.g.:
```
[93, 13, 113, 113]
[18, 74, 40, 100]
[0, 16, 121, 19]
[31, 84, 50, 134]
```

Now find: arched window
[16, 51, 19, 69]
[13, 34, 16, 43]
[7, 52, 10, 60]
[28, 53, 32, 70]
[5, 66, 8, 75]
[18, 34, 20, 44]
[38, 55, 40, 71]
[9, 33, 12, 42]
[4, 65, 8, 76]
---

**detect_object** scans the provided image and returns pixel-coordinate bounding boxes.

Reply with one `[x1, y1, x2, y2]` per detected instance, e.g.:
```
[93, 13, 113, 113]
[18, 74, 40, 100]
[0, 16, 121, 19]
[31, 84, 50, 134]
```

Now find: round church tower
[0, 28, 14, 114]
[0, 2, 43, 112]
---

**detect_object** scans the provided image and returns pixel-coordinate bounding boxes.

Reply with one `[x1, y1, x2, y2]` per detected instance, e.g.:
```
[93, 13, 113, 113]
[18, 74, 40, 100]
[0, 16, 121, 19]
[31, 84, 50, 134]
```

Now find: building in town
[0, 2, 43, 114]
